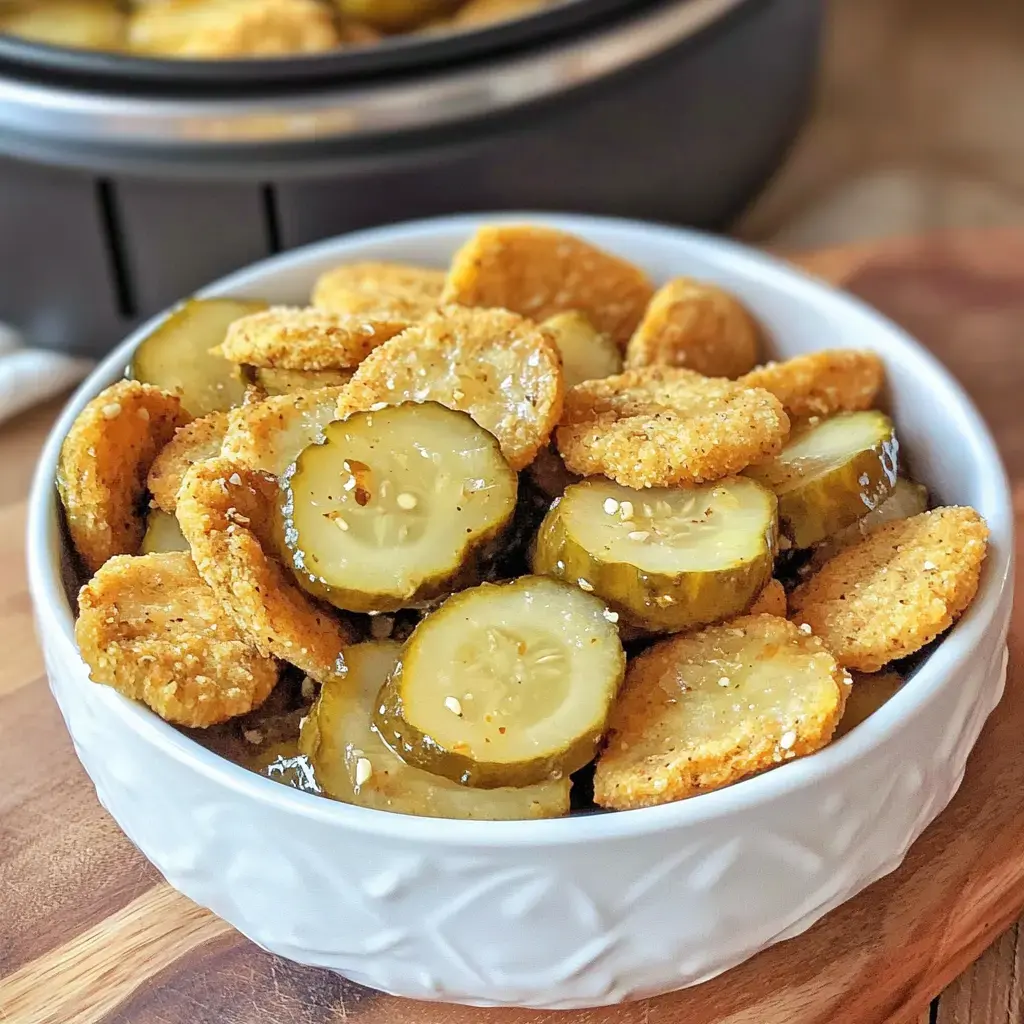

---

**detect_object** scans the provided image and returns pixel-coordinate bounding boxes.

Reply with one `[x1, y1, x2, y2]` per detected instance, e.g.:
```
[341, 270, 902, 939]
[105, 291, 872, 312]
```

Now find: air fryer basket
[0, 0, 823, 357]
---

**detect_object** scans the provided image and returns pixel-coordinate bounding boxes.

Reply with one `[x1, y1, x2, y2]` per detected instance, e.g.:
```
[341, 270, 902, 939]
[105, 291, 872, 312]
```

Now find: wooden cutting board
[3, 229, 1024, 1024]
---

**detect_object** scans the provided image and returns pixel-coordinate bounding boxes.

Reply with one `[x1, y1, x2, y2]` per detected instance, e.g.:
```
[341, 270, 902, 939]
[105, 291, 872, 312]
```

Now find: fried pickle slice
[176, 457, 353, 684]
[554, 366, 789, 488]
[147, 410, 230, 513]
[311, 260, 446, 321]
[789, 506, 989, 672]
[441, 225, 654, 348]
[57, 380, 191, 572]
[221, 386, 347, 478]
[216, 306, 407, 372]
[739, 350, 884, 421]
[249, 366, 354, 395]
[75, 551, 278, 727]
[593, 614, 848, 809]
[336, 305, 563, 470]
[624, 278, 760, 378]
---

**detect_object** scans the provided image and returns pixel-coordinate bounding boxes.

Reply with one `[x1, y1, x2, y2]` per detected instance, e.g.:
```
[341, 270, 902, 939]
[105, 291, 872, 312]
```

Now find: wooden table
[3, 231, 1024, 1024]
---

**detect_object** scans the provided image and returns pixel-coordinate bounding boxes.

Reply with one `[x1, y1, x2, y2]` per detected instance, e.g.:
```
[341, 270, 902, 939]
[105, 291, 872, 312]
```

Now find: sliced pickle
[531, 477, 777, 634]
[834, 670, 905, 739]
[301, 641, 570, 819]
[251, 366, 353, 396]
[129, 298, 266, 416]
[745, 410, 898, 549]
[280, 402, 517, 614]
[808, 478, 928, 571]
[542, 311, 623, 388]
[140, 510, 190, 554]
[373, 576, 626, 788]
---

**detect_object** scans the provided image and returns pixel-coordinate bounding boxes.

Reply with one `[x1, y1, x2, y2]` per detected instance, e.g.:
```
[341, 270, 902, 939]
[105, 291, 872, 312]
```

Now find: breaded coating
[311, 261, 445, 321]
[128, 0, 339, 58]
[441, 225, 654, 348]
[739, 349, 884, 421]
[147, 410, 230, 513]
[176, 457, 352, 684]
[555, 366, 789, 488]
[593, 615, 848, 809]
[748, 578, 787, 617]
[217, 306, 406, 372]
[789, 507, 989, 672]
[252, 366, 354, 396]
[336, 305, 563, 470]
[75, 552, 278, 728]
[221, 386, 346, 478]
[57, 380, 191, 573]
[624, 278, 760, 378]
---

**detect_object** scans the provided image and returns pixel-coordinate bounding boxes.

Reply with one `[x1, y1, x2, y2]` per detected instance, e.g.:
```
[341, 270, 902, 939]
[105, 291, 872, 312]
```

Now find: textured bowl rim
[27, 212, 1014, 848]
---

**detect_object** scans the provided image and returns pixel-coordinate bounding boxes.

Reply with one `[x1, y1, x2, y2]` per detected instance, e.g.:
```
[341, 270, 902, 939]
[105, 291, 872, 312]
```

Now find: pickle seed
[355, 757, 373, 787]
[397, 492, 418, 510]
[445, 696, 464, 716]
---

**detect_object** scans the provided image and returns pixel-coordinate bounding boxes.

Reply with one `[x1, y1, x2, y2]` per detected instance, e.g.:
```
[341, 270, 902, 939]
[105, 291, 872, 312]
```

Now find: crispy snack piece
[128, 0, 339, 58]
[593, 614, 848, 809]
[335, 0, 457, 32]
[311, 260, 446, 321]
[739, 350, 885, 421]
[217, 306, 407, 372]
[57, 380, 191, 573]
[75, 552, 278, 728]
[221, 386, 347, 478]
[337, 305, 563, 470]
[789, 507, 989, 672]
[555, 366, 789, 488]
[624, 278, 760, 378]
[441, 225, 654, 348]
[147, 410, 230, 513]
[748, 578, 787, 616]
[176, 457, 353, 684]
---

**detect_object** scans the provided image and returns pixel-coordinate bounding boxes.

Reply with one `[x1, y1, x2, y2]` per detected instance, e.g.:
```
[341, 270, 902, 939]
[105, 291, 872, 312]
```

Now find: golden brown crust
[748, 578, 787, 617]
[624, 278, 760, 378]
[57, 380, 191, 572]
[554, 366, 790, 488]
[336, 305, 563, 470]
[789, 507, 989, 672]
[441, 225, 654, 348]
[739, 349, 885, 421]
[128, 0, 339, 58]
[75, 551, 278, 727]
[176, 457, 354, 684]
[311, 261, 446, 321]
[147, 410, 230, 513]
[217, 306, 407, 372]
[593, 614, 848, 809]
[221, 386, 348, 478]
[451, 0, 549, 26]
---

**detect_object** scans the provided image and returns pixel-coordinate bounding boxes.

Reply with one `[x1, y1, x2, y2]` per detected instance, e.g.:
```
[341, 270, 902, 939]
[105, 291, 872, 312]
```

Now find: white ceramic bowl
[28, 214, 1014, 1009]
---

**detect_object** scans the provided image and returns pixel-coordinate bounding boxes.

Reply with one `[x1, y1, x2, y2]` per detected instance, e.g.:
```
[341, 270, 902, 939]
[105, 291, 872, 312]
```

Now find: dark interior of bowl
[0, 0, 652, 93]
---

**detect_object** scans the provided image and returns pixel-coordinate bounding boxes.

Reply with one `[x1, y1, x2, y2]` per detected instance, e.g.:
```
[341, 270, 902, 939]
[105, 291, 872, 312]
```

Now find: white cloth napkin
[0, 323, 95, 428]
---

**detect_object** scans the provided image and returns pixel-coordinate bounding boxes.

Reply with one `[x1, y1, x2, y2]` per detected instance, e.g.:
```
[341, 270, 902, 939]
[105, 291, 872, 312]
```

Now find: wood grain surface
[3, 230, 1024, 1024]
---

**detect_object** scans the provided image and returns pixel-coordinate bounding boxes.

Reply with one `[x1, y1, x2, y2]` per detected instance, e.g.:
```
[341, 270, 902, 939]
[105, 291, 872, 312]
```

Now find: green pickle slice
[280, 402, 517, 614]
[532, 477, 778, 634]
[373, 576, 626, 788]
[140, 510, 189, 554]
[301, 641, 570, 819]
[745, 410, 898, 548]
[129, 297, 266, 416]
[542, 311, 623, 388]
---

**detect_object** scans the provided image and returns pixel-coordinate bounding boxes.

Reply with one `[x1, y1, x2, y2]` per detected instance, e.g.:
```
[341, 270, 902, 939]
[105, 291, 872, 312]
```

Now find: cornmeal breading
[147, 410, 230, 513]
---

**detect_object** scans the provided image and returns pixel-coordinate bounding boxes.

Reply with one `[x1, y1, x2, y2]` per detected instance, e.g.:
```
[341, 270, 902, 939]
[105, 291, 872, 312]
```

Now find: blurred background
[0, 0, 1019, 356]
